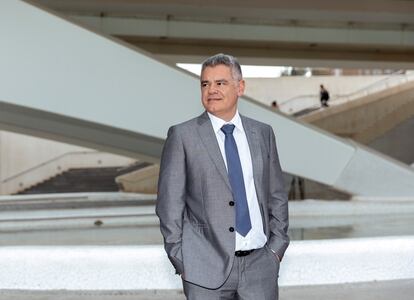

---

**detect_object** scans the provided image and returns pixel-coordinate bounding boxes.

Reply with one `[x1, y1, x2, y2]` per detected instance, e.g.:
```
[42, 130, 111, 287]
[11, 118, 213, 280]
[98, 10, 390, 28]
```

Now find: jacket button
[229, 201, 235, 206]
[229, 227, 234, 232]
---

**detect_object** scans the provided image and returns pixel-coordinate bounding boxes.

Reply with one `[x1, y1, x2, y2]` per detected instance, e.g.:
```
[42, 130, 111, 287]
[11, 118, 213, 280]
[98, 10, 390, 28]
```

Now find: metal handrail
[333, 72, 414, 105]
[279, 72, 414, 114]
[281, 94, 315, 104]
[1, 151, 98, 183]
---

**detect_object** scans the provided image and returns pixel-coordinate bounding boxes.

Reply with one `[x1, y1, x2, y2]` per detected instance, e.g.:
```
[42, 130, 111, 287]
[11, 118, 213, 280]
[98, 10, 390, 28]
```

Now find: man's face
[200, 65, 245, 121]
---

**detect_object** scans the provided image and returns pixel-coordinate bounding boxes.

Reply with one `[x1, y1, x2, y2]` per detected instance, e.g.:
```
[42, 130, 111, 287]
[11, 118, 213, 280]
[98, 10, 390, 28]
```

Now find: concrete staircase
[300, 80, 414, 143]
[18, 162, 151, 194]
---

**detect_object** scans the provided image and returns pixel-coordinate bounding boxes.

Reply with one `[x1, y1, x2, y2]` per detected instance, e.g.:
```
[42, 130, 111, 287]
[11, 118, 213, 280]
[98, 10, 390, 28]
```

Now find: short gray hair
[201, 53, 243, 80]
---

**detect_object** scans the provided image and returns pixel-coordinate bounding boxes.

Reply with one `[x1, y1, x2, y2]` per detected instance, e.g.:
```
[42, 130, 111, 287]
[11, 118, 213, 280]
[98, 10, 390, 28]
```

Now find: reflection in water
[289, 214, 414, 240]
[2, 199, 414, 245]
[290, 226, 354, 240]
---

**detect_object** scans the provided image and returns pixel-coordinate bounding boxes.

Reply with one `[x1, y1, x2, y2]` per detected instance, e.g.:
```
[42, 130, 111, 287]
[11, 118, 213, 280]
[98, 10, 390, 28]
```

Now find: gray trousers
[182, 246, 280, 300]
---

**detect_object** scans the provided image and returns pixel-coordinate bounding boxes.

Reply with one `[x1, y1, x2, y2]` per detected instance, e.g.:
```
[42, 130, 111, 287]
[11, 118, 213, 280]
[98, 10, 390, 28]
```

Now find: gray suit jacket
[156, 112, 289, 289]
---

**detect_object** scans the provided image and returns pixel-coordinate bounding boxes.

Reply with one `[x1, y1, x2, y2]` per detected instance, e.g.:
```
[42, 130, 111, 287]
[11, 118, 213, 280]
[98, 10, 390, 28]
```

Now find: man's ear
[238, 79, 245, 97]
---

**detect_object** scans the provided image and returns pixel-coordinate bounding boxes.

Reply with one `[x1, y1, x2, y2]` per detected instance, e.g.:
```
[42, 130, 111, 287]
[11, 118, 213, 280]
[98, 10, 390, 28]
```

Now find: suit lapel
[241, 115, 264, 205]
[197, 112, 231, 190]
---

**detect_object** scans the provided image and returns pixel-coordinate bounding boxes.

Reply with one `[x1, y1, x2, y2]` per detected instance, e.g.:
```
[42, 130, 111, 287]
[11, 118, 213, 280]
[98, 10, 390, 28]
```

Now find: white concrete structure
[1, 0, 414, 197]
[0, 236, 413, 290]
[1, 193, 414, 289]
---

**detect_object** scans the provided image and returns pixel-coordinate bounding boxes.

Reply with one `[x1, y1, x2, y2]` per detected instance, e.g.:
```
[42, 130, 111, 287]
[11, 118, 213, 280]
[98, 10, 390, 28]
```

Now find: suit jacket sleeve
[156, 126, 186, 274]
[267, 125, 290, 260]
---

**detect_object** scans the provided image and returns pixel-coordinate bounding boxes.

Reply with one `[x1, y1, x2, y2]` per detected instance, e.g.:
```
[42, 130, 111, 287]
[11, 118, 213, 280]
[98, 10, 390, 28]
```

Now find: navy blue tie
[221, 124, 252, 237]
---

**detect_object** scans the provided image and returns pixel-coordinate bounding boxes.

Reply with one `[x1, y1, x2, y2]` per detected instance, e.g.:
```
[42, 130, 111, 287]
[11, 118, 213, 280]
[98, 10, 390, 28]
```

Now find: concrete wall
[0, 131, 88, 182]
[369, 116, 414, 165]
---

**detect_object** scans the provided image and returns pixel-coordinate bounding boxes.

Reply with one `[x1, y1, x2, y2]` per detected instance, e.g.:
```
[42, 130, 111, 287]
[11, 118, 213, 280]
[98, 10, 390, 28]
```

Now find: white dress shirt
[207, 111, 267, 251]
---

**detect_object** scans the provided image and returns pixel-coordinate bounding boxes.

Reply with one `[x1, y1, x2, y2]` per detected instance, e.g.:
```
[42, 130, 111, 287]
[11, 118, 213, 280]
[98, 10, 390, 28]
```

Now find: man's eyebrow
[200, 78, 229, 84]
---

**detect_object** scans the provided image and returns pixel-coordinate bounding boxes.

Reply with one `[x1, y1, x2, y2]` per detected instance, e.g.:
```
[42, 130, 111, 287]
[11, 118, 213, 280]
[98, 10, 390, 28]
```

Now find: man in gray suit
[156, 53, 289, 299]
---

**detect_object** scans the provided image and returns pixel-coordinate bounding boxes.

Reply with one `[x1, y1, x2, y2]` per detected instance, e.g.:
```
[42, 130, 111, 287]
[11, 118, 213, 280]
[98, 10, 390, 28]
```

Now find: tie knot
[221, 124, 235, 135]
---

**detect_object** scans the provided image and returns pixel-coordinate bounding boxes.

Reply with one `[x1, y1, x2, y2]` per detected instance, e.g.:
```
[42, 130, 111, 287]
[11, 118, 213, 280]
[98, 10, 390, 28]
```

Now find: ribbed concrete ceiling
[32, 0, 414, 26]
[30, 0, 414, 68]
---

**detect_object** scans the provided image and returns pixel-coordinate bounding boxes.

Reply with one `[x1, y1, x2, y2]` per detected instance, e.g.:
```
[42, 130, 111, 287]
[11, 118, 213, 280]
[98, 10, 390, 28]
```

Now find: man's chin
[204, 105, 219, 113]
[207, 107, 222, 115]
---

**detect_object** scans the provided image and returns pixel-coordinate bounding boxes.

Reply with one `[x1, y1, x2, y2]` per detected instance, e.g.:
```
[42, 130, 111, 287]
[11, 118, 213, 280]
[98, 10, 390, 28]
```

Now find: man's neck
[210, 110, 237, 123]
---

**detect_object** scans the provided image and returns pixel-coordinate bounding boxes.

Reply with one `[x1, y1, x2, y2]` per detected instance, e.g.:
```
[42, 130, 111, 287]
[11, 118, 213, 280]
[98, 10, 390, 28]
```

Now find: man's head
[200, 53, 245, 121]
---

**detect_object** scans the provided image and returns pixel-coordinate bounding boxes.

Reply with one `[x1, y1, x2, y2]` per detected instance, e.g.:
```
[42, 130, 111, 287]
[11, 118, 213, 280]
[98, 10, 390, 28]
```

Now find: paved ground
[1, 279, 413, 300]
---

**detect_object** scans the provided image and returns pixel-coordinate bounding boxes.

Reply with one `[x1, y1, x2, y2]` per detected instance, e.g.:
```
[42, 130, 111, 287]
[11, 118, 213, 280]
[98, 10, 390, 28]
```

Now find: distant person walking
[271, 100, 278, 110]
[320, 84, 330, 107]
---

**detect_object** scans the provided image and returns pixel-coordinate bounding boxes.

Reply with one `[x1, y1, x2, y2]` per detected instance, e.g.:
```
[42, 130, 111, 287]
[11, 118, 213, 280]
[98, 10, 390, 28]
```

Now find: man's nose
[208, 83, 218, 94]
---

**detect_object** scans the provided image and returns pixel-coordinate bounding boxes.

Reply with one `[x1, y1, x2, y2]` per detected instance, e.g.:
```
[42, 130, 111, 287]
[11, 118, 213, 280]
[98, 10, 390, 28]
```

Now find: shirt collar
[207, 111, 244, 134]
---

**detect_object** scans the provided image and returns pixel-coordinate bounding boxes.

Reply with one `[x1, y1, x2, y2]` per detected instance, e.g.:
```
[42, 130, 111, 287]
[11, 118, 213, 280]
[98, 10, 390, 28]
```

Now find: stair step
[17, 163, 152, 195]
